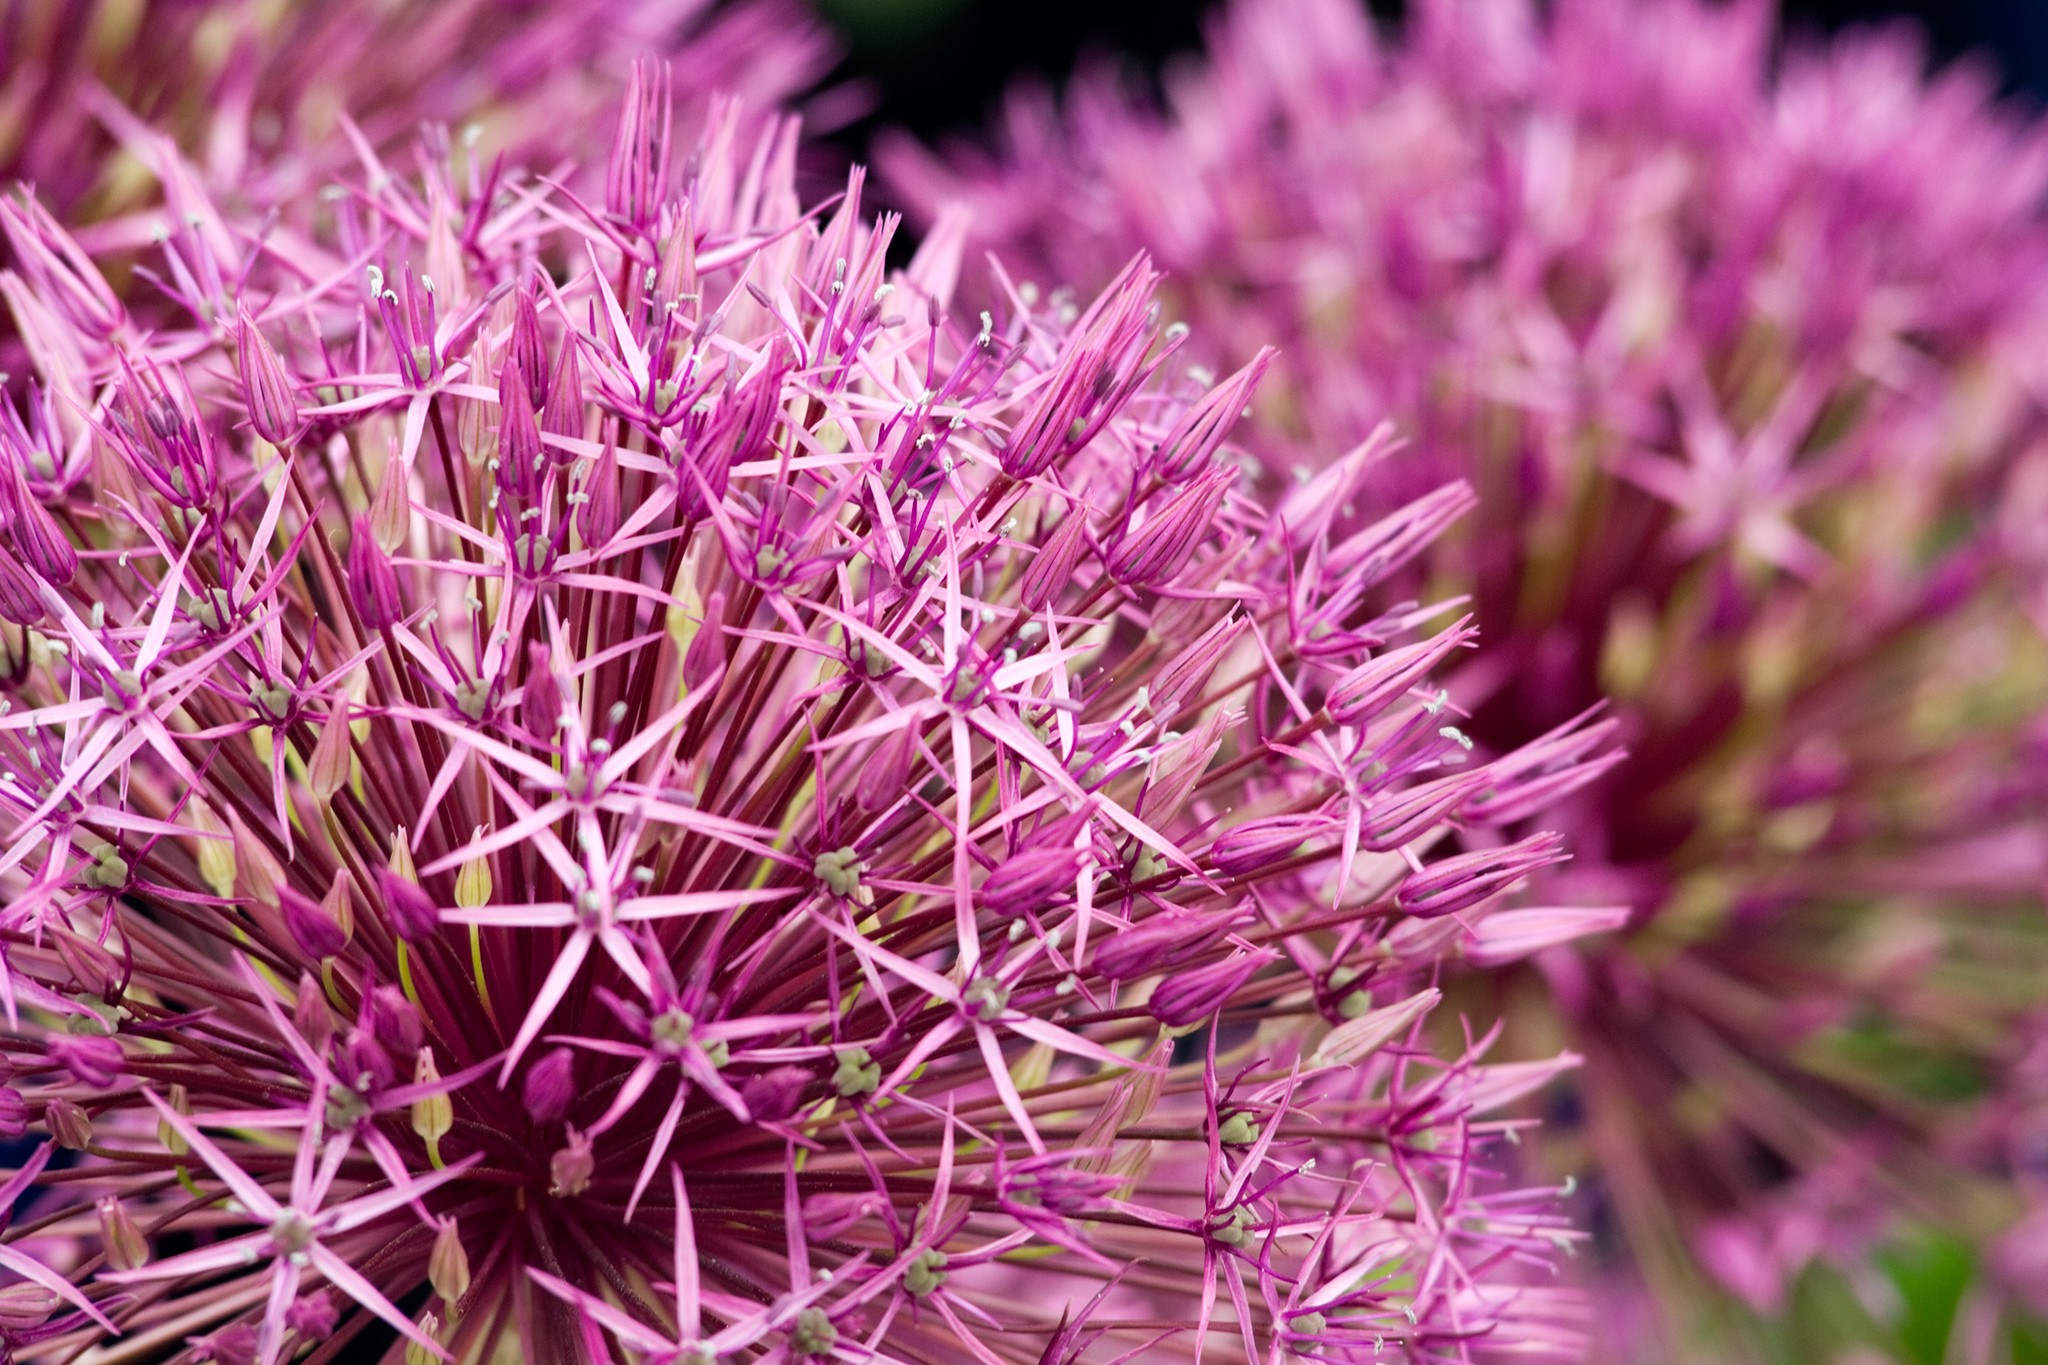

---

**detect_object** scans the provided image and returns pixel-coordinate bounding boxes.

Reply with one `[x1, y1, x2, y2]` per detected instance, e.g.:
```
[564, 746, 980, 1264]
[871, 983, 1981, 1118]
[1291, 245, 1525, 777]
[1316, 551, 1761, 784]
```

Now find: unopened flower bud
[158, 1084, 191, 1154]
[50, 1033, 123, 1087]
[510, 291, 549, 407]
[9, 486, 77, 586]
[1104, 466, 1233, 587]
[0, 1087, 27, 1138]
[46, 1096, 92, 1149]
[1092, 905, 1247, 980]
[550, 1127, 594, 1197]
[1359, 770, 1488, 853]
[379, 868, 441, 941]
[286, 1292, 338, 1340]
[370, 458, 412, 554]
[294, 973, 334, 1052]
[522, 1047, 575, 1123]
[1210, 815, 1329, 877]
[282, 884, 349, 961]
[0, 546, 44, 624]
[366, 985, 424, 1058]
[1019, 505, 1090, 612]
[307, 702, 355, 802]
[412, 1047, 453, 1147]
[1326, 621, 1477, 727]
[980, 842, 1080, 917]
[230, 813, 284, 907]
[855, 724, 917, 813]
[682, 592, 726, 691]
[194, 1323, 259, 1365]
[739, 1065, 811, 1125]
[1147, 950, 1272, 1027]
[577, 442, 621, 549]
[404, 1313, 442, 1365]
[517, 650, 563, 749]
[453, 833, 493, 909]
[346, 516, 404, 630]
[236, 305, 301, 445]
[541, 335, 584, 453]
[53, 928, 120, 998]
[1395, 832, 1568, 919]
[0, 1283, 57, 1332]
[429, 1219, 471, 1305]
[98, 1197, 149, 1270]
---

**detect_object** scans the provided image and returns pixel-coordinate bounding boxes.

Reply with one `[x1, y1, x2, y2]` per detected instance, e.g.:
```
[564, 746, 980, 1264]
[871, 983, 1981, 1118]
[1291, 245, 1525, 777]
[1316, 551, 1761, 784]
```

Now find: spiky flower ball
[884, 0, 2048, 1347]
[0, 70, 1620, 1364]
[0, 0, 832, 214]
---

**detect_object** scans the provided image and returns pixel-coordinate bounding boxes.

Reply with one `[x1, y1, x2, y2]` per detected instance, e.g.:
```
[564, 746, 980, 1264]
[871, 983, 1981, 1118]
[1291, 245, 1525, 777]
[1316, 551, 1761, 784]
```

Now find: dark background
[806, 0, 2048, 154]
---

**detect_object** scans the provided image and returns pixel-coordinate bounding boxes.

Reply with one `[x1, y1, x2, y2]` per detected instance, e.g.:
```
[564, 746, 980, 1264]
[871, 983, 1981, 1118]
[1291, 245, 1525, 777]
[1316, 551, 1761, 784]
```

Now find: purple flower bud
[98, 1196, 148, 1271]
[50, 1033, 124, 1088]
[0, 1283, 56, 1333]
[510, 292, 550, 408]
[577, 442, 621, 550]
[192, 1322, 259, 1365]
[608, 58, 673, 229]
[340, 1029, 397, 1093]
[740, 1065, 812, 1125]
[235, 305, 300, 446]
[549, 1126, 594, 1197]
[998, 257, 1162, 477]
[378, 868, 441, 942]
[1395, 832, 1568, 919]
[1019, 505, 1092, 612]
[1322, 480, 1477, 587]
[1210, 814, 1330, 877]
[1326, 620, 1477, 726]
[1360, 770, 1488, 852]
[1147, 614, 1246, 718]
[498, 361, 543, 502]
[286, 1291, 339, 1340]
[683, 592, 727, 691]
[0, 545, 45, 625]
[54, 930, 120, 999]
[523, 1046, 576, 1123]
[281, 884, 349, 961]
[541, 335, 584, 455]
[294, 971, 334, 1051]
[1093, 905, 1249, 980]
[366, 985, 424, 1060]
[0, 194, 123, 339]
[1153, 348, 1271, 482]
[1147, 950, 1274, 1026]
[0, 1087, 27, 1138]
[856, 722, 919, 813]
[1465, 905, 1633, 967]
[9, 488, 77, 585]
[1461, 710, 1624, 827]
[980, 842, 1081, 916]
[521, 644, 565, 743]
[1105, 466, 1234, 587]
[346, 516, 404, 630]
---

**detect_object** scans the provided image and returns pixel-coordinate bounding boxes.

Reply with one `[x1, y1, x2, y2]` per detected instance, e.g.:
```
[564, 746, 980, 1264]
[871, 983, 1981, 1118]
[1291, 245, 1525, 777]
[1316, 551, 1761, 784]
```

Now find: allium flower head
[0, 70, 1621, 1364]
[886, 0, 2048, 1348]
[0, 0, 833, 214]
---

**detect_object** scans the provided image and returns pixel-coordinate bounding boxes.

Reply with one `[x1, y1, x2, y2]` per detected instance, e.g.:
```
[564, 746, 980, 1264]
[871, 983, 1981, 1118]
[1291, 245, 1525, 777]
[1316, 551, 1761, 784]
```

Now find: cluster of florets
[0, 62, 1627, 1364]
[0, 0, 832, 214]
[886, 0, 2048, 1339]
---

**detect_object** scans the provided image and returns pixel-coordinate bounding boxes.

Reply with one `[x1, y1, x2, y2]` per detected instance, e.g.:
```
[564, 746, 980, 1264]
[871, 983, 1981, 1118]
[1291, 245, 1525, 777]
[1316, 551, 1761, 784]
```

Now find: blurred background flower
[861, 0, 2048, 1360]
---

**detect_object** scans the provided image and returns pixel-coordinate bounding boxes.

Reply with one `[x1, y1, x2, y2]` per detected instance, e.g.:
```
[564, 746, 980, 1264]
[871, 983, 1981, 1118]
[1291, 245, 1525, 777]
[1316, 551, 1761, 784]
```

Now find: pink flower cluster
[0, 51, 1625, 1365]
[884, 0, 2048, 1349]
